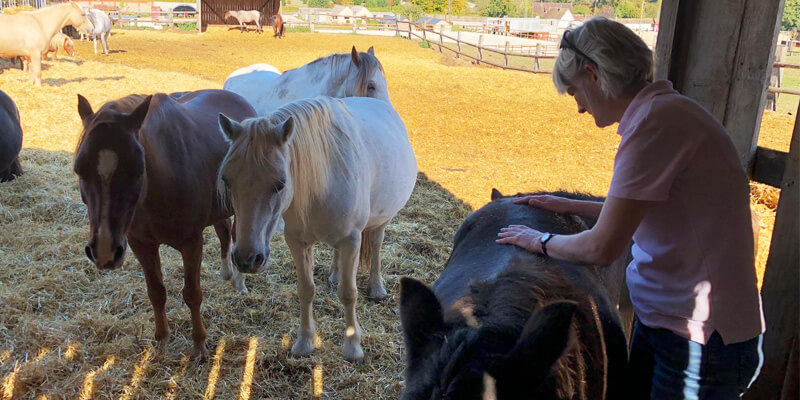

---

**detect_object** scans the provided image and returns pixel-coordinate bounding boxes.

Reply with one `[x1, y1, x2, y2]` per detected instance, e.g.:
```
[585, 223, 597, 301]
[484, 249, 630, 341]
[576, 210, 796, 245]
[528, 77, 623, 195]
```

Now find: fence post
[504, 40, 509, 67]
[395, 20, 399, 37]
[535, 43, 541, 72]
[438, 26, 443, 52]
[457, 31, 461, 58]
[407, 22, 412, 39]
[353, 19, 357, 33]
[478, 34, 483, 64]
[422, 26, 427, 41]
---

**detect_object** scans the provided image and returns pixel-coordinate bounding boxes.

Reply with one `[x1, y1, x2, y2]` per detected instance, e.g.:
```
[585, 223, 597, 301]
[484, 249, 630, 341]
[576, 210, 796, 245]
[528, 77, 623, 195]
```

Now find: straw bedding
[0, 28, 792, 399]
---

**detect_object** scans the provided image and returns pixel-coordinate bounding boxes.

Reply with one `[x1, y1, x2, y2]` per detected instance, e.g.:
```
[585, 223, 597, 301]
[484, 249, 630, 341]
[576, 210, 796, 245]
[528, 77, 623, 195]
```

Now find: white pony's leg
[366, 222, 389, 300]
[103, 33, 110, 54]
[93, 35, 98, 54]
[287, 234, 317, 357]
[336, 231, 364, 361]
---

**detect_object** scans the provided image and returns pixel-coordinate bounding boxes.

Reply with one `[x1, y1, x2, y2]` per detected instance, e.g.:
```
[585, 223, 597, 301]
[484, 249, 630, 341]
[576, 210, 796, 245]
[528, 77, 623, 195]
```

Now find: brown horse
[74, 90, 257, 361]
[270, 13, 285, 38]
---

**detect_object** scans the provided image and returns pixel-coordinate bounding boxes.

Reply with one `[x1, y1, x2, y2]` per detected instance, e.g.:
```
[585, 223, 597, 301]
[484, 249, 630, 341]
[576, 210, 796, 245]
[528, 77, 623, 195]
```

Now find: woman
[495, 17, 764, 400]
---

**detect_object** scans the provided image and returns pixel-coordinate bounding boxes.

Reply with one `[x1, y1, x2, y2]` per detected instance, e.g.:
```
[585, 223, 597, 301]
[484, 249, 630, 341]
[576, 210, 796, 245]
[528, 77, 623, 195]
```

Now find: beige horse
[0, 3, 93, 86]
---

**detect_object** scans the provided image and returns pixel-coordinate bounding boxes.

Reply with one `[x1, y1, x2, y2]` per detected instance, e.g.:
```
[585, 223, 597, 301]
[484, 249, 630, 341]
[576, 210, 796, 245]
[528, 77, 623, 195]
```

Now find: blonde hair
[553, 17, 654, 97]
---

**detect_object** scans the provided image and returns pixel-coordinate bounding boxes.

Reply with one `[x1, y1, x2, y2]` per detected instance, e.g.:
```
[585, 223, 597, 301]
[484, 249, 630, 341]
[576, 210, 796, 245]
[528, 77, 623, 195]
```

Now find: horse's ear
[491, 188, 504, 201]
[280, 117, 294, 144]
[367, 46, 374, 56]
[218, 113, 241, 142]
[351, 46, 361, 67]
[125, 95, 152, 132]
[400, 278, 446, 361]
[77, 94, 94, 123]
[490, 301, 576, 392]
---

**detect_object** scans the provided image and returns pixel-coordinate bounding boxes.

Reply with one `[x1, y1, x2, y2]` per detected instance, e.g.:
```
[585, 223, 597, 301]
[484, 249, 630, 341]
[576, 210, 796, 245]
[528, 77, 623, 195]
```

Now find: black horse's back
[0, 90, 23, 182]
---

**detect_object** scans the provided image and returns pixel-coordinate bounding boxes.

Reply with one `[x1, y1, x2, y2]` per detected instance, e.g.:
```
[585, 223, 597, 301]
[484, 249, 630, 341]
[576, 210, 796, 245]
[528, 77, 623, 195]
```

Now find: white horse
[85, 9, 111, 55]
[217, 97, 417, 361]
[222, 46, 390, 117]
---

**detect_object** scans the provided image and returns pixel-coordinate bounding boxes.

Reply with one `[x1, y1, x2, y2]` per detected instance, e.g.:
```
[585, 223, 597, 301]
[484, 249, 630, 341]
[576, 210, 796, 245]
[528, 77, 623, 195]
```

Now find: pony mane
[74, 94, 150, 158]
[224, 97, 358, 227]
[304, 52, 384, 97]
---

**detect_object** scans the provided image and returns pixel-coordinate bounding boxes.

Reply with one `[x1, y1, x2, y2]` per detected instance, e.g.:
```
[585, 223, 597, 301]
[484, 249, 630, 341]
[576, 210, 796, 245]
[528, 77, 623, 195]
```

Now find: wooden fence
[769, 62, 800, 96]
[394, 21, 556, 73]
[109, 10, 197, 28]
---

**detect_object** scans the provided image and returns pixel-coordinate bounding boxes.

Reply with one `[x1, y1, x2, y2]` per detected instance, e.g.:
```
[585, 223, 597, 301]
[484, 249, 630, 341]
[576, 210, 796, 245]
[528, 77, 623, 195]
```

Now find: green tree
[483, 0, 516, 17]
[784, 0, 800, 29]
[573, 4, 591, 15]
[614, 0, 638, 18]
[308, 0, 331, 7]
[393, 3, 424, 21]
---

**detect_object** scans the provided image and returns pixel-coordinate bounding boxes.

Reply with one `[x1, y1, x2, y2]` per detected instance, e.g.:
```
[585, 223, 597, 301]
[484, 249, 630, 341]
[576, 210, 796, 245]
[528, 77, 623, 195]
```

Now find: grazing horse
[217, 96, 417, 361]
[17, 33, 76, 70]
[224, 10, 262, 33]
[270, 13, 285, 38]
[0, 2, 93, 86]
[85, 9, 112, 55]
[73, 90, 257, 361]
[223, 46, 389, 117]
[0, 90, 23, 182]
[399, 190, 630, 400]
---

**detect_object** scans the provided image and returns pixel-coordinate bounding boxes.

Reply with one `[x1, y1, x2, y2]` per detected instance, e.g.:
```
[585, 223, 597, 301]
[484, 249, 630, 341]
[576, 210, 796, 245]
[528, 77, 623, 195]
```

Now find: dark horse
[74, 90, 257, 361]
[400, 189, 630, 400]
[0, 89, 23, 182]
[270, 13, 285, 38]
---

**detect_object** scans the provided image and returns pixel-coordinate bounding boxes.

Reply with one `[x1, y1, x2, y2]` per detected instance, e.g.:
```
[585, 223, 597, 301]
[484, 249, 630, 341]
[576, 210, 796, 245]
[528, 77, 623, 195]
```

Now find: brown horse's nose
[85, 243, 96, 263]
[86, 242, 126, 269]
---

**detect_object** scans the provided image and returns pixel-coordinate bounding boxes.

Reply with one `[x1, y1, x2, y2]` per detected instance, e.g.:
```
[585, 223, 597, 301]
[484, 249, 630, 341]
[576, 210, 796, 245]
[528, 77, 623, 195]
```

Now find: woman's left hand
[496, 225, 544, 253]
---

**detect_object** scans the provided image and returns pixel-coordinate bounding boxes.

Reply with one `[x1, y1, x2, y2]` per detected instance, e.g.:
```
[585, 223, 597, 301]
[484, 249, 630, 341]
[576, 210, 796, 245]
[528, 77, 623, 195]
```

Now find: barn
[656, 1, 798, 399]
[197, 0, 280, 31]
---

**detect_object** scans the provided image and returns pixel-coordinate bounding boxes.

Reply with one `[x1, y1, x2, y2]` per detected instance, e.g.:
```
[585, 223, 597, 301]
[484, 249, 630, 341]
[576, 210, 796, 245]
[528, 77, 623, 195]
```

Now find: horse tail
[358, 228, 373, 273]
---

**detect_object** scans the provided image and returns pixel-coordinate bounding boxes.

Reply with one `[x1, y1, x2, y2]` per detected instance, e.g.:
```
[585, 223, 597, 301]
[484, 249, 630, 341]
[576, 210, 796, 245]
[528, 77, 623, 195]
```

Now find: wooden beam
[654, 0, 785, 171]
[746, 104, 800, 400]
[752, 146, 788, 187]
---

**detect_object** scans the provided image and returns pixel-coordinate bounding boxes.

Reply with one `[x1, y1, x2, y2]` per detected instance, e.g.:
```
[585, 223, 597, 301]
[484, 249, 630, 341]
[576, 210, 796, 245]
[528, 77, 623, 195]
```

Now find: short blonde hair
[553, 17, 654, 97]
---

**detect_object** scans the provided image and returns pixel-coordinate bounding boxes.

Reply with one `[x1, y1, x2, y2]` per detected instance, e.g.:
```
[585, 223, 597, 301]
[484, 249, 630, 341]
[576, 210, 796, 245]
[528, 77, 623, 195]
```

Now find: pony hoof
[190, 346, 209, 363]
[368, 284, 388, 301]
[232, 278, 248, 293]
[342, 342, 364, 362]
[220, 268, 233, 281]
[290, 339, 315, 357]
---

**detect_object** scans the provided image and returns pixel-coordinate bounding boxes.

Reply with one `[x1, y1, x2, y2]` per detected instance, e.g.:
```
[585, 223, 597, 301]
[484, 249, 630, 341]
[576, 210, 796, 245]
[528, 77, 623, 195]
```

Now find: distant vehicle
[173, 5, 196, 17]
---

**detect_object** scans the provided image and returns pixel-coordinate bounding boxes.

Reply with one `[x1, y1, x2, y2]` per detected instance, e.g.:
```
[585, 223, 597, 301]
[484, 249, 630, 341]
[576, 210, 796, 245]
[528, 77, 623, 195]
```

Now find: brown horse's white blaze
[94, 149, 120, 268]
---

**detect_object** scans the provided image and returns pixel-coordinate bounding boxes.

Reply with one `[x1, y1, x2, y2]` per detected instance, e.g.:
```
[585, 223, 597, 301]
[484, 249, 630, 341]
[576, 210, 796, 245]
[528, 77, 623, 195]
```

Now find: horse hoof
[190, 345, 209, 363]
[232, 277, 248, 293]
[290, 339, 314, 357]
[220, 267, 233, 281]
[368, 284, 388, 301]
[342, 341, 364, 362]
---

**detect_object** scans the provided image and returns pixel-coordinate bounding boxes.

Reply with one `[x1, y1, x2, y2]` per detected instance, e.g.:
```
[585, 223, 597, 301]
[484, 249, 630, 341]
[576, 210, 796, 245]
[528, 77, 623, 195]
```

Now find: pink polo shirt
[609, 80, 765, 345]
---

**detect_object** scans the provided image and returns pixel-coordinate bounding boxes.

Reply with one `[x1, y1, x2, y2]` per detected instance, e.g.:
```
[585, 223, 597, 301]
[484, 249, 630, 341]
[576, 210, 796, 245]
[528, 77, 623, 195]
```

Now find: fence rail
[769, 62, 800, 99]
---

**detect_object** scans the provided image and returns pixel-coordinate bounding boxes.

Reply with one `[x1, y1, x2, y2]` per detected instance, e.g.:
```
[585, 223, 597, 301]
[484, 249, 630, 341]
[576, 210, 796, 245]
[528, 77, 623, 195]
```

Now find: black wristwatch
[540, 233, 556, 257]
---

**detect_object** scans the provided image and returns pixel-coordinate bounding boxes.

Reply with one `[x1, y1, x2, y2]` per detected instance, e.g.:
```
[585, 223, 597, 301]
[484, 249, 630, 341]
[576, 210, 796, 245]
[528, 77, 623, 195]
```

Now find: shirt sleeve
[608, 102, 701, 202]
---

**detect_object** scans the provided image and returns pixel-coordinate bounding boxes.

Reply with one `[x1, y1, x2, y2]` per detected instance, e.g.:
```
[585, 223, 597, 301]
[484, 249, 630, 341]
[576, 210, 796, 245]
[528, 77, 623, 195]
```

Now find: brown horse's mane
[74, 94, 149, 157]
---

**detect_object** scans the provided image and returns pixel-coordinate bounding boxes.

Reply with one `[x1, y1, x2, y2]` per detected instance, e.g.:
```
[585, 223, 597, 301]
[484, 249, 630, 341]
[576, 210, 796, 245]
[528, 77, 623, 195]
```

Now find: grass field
[0, 28, 793, 399]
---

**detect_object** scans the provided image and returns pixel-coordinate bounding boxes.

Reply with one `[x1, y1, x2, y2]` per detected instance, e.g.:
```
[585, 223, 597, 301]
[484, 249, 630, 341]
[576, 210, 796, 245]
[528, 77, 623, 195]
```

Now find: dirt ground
[0, 28, 792, 399]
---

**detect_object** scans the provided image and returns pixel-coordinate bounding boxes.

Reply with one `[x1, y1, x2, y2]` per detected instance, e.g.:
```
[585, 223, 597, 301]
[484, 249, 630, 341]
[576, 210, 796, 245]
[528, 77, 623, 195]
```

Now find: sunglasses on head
[560, 30, 599, 67]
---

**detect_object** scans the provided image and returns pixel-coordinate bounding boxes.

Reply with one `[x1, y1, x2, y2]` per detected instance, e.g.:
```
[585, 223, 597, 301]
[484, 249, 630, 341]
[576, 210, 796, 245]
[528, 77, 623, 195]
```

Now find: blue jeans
[628, 321, 763, 400]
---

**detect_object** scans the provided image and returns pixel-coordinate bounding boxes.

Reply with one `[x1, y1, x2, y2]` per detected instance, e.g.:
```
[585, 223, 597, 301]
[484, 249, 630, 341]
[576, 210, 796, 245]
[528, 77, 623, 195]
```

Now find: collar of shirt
[617, 80, 678, 135]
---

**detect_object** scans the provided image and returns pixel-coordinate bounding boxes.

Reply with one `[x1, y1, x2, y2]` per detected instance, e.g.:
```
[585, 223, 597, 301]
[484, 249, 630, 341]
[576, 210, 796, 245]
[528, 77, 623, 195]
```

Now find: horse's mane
[74, 94, 149, 158]
[303, 52, 384, 97]
[224, 97, 359, 228]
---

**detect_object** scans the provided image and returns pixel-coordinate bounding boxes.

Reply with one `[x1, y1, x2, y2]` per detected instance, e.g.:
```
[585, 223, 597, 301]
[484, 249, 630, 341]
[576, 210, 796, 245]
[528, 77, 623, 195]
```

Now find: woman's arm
[497, 196, 648, 266]
[513, 195, 604, 220]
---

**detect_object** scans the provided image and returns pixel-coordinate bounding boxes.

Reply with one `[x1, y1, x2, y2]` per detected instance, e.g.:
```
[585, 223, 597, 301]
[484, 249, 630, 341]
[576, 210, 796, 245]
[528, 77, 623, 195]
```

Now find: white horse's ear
[351, 46, 361, 67]
[218, 113, 240, 142]
[77, 94, 94, 123]
[367, 46, 374, 55]
[280, 117, 294, 144]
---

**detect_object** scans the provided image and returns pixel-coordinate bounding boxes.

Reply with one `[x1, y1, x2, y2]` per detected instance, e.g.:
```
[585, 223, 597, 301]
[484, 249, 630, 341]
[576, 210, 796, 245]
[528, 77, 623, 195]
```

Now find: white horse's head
[218, 114, 295, 274]
[338, 46, 391, 104]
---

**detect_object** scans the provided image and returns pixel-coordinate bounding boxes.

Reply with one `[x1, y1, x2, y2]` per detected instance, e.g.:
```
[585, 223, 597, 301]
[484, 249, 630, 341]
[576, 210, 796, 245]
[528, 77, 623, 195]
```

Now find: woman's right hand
[513, 194, 577, 214]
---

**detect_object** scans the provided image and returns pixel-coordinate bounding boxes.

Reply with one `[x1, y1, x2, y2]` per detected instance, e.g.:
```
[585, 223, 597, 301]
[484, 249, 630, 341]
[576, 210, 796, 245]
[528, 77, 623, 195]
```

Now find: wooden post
[456, 31, 461, 58]
[438, 26, 444, 52]
[767, 45, 787, 111]
[423, 26, 427, 41]
[196, 0, 201, 32]
[535, 43, 541, 72]
[746, 107, 800, 400]
[395, 20, 399, 36]
[504, 41, 509, 67]
[655, 0, 784, 171]
[407, 21, 412, 39]
[478, 34, 483, 64]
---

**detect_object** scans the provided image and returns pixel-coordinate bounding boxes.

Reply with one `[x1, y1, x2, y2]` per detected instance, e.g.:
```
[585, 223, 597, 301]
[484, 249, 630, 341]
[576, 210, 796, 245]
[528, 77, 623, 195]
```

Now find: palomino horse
[223, 47, 389, 117]
[0, 90, 23, 182]
[17, 33, 76, 70]
[399, 190, 630, 400]
[217, 96, 417, 361]
[74, 90, 257, 361]
[224, 10, 262, 33]
[270, 13, 285, 38]
[0, 2, 93, 86]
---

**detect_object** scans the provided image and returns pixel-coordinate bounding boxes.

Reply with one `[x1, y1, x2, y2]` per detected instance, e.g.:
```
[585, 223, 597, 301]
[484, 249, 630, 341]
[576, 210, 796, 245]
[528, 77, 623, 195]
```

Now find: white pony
[222, 46, 390, 117]
[217, 97, 417, 361]
[84, 9, 111, 55]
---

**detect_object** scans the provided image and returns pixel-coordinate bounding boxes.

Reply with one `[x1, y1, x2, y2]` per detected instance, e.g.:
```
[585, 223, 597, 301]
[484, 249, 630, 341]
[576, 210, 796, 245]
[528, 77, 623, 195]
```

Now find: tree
[614, 0, 638, 18]
[393, 3, 424, 21]
[784, 0, 800, 30]
[483, 0, 516, 17]
[308, 0, 331, 7]
[573, 4, 591, 15]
